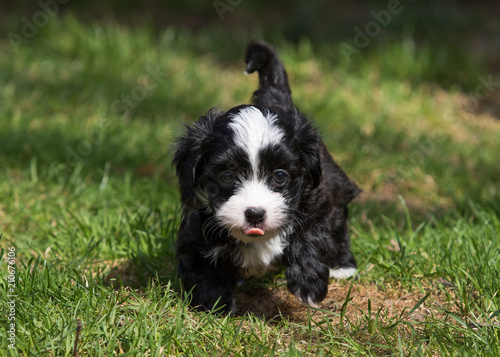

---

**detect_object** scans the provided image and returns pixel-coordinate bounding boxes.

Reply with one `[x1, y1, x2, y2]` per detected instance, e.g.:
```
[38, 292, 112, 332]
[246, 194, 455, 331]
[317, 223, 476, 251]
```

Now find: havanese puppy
[173, 40, 360, 314]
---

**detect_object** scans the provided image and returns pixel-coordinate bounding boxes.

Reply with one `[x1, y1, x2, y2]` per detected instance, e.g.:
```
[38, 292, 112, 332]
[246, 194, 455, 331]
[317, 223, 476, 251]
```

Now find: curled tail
[244, 40, 294, 109]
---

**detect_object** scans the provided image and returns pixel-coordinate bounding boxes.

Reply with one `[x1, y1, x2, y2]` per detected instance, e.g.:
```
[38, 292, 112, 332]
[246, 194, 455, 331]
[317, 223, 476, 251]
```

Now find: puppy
[173, 40, 360, 314]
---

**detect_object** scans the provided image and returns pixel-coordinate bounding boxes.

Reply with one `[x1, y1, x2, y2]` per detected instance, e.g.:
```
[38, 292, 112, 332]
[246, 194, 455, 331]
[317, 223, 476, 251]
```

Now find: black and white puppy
[173, 40, 360, 314]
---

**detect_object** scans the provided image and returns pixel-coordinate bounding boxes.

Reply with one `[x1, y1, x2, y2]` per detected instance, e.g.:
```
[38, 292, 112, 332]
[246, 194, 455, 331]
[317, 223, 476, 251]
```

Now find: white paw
[329, 267, 357, 279]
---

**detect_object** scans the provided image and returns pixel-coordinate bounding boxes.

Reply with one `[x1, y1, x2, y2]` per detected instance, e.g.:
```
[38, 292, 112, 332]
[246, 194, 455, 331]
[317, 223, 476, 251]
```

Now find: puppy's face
[174, 106, 321, 244]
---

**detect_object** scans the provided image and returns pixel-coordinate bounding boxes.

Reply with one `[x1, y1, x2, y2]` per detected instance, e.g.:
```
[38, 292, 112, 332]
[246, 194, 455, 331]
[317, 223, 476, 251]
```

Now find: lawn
[1, 5, 500, 356]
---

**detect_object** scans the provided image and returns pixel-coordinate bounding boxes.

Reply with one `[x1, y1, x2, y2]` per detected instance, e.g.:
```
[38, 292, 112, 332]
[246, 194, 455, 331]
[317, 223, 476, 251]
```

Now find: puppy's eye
[218, 171, 236, 186]
[272, 170, 288, 187]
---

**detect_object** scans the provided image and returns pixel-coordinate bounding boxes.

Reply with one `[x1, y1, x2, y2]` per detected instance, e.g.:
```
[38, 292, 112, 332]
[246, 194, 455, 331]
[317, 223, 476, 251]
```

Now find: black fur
[245, 40, 293, 109]
[173, 40, 360, 314]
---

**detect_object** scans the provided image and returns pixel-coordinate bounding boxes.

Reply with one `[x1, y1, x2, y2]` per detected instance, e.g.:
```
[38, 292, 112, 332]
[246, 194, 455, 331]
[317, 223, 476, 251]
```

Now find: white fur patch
[209, 106, 289, 275]
[229, 106, 284, 170]
[329, 267, 357, 279]
[215, 179, 287, 244]
[235, 234, 285, 270]
[214, 106, 288, 244]
[203, 233, 287, 278]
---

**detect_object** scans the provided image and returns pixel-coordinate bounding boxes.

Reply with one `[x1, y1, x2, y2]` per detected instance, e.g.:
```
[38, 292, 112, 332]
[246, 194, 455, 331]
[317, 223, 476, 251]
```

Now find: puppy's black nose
[245, 207, 266, 224]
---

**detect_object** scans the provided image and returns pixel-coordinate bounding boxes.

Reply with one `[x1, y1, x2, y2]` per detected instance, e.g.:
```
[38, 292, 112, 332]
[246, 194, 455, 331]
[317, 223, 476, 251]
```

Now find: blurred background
[2, 0, 499, 85]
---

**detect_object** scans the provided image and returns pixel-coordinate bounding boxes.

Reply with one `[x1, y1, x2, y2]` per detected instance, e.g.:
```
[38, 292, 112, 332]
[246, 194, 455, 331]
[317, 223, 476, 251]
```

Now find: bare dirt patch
[236, 279, 457, 325]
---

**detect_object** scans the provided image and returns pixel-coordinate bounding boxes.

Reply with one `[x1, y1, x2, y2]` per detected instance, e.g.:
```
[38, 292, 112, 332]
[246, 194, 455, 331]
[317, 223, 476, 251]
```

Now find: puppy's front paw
[286, 262, 329, 307]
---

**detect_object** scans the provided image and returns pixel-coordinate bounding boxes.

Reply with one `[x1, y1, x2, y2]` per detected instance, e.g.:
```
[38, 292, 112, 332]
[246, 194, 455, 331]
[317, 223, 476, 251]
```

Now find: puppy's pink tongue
[245, 227, 265, 236]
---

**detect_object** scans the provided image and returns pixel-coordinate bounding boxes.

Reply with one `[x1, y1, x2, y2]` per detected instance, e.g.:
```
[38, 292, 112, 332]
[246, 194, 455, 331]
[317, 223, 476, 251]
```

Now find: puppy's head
[173, 105, 321, 243]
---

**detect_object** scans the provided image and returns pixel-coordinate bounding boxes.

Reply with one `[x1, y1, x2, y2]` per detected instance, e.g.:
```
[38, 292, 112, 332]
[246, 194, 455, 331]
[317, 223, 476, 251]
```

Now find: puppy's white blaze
[329, 267, 357, 279]
[215, 179, 287, 244]
[229, 107, 284, 170]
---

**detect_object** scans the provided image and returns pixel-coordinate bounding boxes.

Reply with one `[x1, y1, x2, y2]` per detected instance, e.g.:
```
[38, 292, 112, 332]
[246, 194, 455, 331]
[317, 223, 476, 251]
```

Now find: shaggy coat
[173, 40, 360, 314]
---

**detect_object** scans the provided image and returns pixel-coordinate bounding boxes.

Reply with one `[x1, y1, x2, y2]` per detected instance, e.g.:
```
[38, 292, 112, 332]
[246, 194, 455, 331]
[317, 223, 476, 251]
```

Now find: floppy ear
[289, 111, 323, 188]
[172, 109, 222, 208]
[299, 144, 322, 189]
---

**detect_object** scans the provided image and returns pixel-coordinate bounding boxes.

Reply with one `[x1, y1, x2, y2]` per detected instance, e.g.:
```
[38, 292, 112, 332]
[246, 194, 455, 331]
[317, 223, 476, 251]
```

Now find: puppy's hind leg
[327, 231, 358, 279]
[244, 40, 294, 109]
[329, 257, 358, 279]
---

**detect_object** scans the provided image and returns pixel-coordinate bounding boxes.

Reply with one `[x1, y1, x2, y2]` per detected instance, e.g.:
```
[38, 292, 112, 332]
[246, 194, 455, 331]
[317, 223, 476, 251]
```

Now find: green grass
[1, 14, 500, 356]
